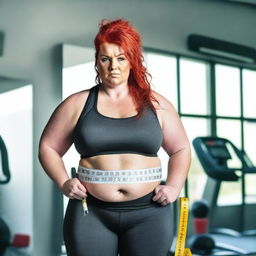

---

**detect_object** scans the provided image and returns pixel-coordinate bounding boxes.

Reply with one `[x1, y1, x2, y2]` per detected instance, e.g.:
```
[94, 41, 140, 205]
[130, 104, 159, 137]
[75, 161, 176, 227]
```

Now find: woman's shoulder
[63, 89, 90, 105]
[62, 84, 99, 108]
[151, 90, 176, 112]
[53, 88, 92, 120]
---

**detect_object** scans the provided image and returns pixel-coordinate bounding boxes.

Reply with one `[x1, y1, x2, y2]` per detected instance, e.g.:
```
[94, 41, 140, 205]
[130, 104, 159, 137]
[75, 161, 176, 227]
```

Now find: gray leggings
[63, 192, 173, 256]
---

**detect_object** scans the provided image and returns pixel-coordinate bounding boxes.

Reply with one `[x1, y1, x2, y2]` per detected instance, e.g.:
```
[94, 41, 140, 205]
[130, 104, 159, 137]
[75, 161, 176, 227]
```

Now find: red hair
[94, 19, 159, 118]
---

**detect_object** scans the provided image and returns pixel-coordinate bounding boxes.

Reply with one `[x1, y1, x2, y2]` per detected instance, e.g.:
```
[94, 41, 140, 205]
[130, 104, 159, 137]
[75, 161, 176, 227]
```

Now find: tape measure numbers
[174, 197, 192, 256]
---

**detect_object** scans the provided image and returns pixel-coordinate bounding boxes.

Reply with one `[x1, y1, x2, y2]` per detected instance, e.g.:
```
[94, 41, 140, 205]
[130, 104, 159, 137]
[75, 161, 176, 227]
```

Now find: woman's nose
[110, 59, 118, 70]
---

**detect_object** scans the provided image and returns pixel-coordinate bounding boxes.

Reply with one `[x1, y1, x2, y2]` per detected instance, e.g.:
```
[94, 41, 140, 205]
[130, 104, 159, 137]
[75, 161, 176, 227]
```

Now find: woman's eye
[118, 57, 125, 61]
[101, 57, 109, 62]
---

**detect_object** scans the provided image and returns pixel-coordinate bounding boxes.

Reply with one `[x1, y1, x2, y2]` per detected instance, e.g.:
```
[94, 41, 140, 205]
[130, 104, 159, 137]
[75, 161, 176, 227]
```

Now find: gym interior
[0, 0, 256, 255]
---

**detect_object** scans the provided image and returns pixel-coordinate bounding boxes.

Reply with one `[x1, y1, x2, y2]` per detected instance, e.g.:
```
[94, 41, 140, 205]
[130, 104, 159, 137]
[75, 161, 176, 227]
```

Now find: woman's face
[96, 43, 131, 87]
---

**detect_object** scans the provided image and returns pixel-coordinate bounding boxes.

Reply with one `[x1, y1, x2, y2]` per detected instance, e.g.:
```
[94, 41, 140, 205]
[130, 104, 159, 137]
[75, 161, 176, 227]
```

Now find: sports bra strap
[77, 84, 99, 122]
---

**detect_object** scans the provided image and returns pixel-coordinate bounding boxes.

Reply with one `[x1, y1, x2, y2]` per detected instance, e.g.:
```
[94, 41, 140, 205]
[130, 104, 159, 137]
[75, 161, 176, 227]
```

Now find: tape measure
[174, 197, 192, 256]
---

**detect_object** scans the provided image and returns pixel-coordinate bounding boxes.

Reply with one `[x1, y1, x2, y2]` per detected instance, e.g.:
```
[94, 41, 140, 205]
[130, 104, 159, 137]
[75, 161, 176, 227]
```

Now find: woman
[39, 19, 191, 256]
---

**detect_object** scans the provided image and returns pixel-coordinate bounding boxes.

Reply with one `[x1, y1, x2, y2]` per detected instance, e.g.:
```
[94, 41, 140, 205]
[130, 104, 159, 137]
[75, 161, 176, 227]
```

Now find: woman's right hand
[61, 178, 87, 200]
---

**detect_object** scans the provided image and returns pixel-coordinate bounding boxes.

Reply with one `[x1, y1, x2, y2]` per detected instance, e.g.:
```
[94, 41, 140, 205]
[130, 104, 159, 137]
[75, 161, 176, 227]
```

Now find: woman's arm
[152, 92, 191, 205]
[38, 92, 88, 199]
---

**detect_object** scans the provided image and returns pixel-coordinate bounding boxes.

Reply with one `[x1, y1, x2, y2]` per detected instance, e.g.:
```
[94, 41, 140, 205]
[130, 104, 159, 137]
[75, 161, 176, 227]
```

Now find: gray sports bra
[73, 84, 163, 158]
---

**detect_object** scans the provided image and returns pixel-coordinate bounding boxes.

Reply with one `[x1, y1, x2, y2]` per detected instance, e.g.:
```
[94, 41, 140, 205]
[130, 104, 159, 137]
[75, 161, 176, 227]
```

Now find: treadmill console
[205, 140, 231, 161]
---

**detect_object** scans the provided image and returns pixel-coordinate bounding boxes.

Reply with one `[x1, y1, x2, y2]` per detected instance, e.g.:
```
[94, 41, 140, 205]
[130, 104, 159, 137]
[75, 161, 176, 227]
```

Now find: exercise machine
[188, 136, 256, 255]
[0, 136, 30, 256]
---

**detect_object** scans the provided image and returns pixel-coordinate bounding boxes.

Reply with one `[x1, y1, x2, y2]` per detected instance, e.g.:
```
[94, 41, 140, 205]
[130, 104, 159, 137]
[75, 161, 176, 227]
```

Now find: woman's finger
[158, 195, 167, 203]
[78, 183, 87, 194]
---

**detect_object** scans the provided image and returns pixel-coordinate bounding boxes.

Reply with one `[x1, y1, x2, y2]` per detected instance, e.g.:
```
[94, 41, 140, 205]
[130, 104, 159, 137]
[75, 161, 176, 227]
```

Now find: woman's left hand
[153, 184, 179, 206]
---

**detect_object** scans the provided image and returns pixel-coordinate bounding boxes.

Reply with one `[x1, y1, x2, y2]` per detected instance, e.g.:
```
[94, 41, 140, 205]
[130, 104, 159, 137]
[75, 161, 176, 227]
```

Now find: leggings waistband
[77, 166, 162, 184]
[87, 191, 160, 211]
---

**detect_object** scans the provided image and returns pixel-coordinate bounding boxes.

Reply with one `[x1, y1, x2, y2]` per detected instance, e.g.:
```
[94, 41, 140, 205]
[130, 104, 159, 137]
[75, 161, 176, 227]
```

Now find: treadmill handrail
[0, 136, 11, 184]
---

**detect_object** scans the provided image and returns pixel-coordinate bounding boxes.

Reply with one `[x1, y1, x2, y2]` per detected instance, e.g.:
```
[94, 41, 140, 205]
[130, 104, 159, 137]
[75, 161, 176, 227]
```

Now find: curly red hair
[94, 19, 158, 118]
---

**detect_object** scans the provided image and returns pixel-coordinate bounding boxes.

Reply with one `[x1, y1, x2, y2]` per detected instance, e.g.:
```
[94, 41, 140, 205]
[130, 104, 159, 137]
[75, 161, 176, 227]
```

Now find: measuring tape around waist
[174, 197, 192, 256]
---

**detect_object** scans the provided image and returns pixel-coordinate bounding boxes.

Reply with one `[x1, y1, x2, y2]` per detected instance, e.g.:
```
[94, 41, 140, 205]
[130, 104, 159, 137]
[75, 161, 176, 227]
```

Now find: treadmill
[189, 136, 256, 255]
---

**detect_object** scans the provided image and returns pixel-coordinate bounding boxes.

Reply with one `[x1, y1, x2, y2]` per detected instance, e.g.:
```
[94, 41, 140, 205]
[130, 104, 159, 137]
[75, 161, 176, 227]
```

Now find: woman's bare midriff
[79, 153, 161, 202]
